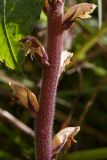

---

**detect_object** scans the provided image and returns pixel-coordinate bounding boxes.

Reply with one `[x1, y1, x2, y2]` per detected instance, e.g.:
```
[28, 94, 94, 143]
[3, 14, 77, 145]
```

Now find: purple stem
[35, 1, 63, 160]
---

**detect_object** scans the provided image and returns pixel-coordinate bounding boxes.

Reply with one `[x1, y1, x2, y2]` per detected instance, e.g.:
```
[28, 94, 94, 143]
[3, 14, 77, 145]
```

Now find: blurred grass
[74, 23, 107, 61]
[58, 148, 107, 160]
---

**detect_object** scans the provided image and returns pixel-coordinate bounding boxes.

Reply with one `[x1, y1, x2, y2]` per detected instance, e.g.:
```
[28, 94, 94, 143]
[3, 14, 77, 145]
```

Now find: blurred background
[0, 0, 107, 159]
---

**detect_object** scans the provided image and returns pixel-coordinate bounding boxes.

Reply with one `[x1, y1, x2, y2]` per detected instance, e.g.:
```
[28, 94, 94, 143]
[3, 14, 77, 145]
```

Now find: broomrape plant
[9, 0, 96, 160]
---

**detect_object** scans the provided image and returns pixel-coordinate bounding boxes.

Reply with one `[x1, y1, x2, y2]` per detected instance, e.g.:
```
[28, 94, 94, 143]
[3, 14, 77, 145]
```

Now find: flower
[9, 82, 39, 117]
[63, 3, 97, 30]
[52, 126, 80, 158]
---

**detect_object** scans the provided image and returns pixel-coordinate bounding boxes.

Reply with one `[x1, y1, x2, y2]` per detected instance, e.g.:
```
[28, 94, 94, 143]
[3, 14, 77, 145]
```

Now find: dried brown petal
[9, 82, 39, 116]
[63, 3, 97, 30]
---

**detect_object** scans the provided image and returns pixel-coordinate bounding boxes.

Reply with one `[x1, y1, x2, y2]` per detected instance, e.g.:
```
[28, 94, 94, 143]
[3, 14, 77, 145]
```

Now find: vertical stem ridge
[35, 1, 63, 160]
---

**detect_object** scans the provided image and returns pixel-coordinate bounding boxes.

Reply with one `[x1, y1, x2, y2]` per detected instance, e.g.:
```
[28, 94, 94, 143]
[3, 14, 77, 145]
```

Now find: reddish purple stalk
[35, 1, 63, 160]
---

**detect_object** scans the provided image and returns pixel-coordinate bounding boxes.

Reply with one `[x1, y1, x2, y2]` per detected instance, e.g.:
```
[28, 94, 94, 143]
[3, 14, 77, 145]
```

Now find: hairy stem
[35, 1, 63, 160]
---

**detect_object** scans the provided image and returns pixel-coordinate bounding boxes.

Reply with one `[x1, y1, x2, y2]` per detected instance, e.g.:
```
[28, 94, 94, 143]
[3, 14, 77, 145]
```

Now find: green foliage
[74, 23, 107, 61]
[58, 148, 107, 160]
[0, 0, 43, 70]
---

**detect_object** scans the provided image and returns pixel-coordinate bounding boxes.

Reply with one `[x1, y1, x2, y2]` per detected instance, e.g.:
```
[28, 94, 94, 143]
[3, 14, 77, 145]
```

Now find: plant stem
[35, 1, 63, 160]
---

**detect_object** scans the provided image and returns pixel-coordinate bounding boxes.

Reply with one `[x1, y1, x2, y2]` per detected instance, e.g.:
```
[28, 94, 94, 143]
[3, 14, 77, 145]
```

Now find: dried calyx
[21, 36, 49, 66]
[9, 82, 39, 117]
[63, 3, 97, 30]
[52, 126, 80, 158]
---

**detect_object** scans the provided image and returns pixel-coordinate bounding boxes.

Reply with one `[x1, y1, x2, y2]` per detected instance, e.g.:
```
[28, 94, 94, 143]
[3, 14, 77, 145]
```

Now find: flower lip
[80, 4, 97, 19]
[71, 126, 80, 136]
[91, 4, 97, 10]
